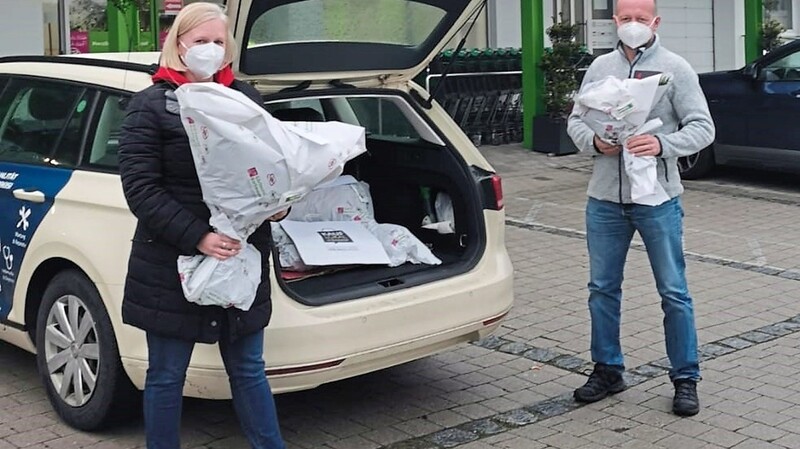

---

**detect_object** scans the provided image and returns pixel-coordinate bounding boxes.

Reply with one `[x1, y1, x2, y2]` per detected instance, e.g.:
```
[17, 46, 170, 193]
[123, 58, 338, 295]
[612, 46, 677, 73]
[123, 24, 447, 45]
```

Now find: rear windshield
[247, 0, 446, 48]
[236, 0, 474, 76]
[265, 95, 439, 144]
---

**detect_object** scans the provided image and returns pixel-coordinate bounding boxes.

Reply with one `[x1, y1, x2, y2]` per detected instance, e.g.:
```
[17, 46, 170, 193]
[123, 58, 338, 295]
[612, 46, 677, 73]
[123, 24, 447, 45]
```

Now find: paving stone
[777, 271, 800, 281]
[524, 395, 580, 419]
[493, 409, 539, 427]
[426, 429, 479, 448]
[549, 355, 590, 372]
[538, 431, 591, 449]
[717, 337, 755, 350]
[497, 342, 529, 356]
[698, 343, 737, 360]
[458, 419, 506, 437]
[739, 331, 776, 344]
[629, 364, 668, 378]
[621, 372, 651, 388]
[5, 428, 59, 447]
[756, 324, 796, 337]
[384, 439, 437, 449]
[474, 336, 505, 351]
[325, 435, 381, 449]
[522, 347, 561, 363]
[737, 422, 787, 442]
[698, 427, 749, 447]
[766, 321, 800, 334]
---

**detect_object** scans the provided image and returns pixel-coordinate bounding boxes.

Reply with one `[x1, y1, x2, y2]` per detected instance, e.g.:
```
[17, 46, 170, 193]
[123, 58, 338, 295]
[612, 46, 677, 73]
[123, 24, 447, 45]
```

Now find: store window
[68, 0, 110, 53]
[765, 0, 793, 31]
[138, 2, 153, 51]
[43, 0, 60, 55]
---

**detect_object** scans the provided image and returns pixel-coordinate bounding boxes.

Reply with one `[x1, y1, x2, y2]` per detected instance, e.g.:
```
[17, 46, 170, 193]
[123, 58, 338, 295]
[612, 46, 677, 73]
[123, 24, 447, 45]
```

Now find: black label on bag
[318, 230, 353, 244]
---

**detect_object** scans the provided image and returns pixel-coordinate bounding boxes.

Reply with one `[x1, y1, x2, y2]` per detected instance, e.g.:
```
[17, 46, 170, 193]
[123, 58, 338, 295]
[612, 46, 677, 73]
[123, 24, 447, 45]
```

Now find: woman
[118, 3, 285, 448]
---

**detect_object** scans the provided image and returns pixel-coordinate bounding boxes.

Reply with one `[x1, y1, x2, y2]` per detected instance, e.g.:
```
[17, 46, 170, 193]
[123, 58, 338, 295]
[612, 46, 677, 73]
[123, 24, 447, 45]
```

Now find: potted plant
[532, 19, 591, 155]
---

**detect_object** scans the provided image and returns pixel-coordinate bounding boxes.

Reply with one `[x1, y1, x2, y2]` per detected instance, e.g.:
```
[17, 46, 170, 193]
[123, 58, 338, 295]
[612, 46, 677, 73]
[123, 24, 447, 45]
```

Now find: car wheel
[677, 146, 715, 180]
[35, 269, 136, 431]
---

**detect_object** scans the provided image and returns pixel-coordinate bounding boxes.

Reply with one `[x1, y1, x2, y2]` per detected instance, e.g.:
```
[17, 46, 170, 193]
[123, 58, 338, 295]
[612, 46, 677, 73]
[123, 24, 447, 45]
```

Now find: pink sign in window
[70, 30, 89, 54]
[164, 0, 182, 15]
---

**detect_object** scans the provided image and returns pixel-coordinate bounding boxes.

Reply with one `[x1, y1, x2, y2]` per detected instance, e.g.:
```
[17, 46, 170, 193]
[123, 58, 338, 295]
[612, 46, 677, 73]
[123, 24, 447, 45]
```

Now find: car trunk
[265, 92, 494, 306]
[223, 0, 493, 306]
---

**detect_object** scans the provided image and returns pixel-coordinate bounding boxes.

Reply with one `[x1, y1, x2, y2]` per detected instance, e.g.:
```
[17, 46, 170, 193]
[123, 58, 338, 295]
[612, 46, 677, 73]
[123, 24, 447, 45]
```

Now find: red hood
[151, 65, 235, 87]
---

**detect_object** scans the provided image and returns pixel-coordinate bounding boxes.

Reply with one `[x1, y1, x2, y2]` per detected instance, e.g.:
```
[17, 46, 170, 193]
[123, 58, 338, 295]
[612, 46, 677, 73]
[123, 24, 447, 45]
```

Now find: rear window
[236, 0, 475, 75]
[247, 0, 446, 48]
[347, 98, 421, 140]
[267, 96, 425, 142]
[0, 78, 91, 167]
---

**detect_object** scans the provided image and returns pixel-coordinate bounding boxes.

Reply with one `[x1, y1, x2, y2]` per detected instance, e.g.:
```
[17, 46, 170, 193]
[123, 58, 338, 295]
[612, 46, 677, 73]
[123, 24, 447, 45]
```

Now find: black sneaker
[574, 364, 626, 403]
[673, 379, 700, 416]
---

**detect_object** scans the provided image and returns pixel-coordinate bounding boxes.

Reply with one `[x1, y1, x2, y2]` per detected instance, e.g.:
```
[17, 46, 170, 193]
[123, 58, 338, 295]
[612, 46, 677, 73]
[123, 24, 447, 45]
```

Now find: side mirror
[742, 63, 759, 80]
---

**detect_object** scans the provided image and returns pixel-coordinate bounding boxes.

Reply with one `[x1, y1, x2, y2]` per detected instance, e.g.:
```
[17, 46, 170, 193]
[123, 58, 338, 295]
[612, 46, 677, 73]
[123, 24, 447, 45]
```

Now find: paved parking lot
[2, 144, 800, 448]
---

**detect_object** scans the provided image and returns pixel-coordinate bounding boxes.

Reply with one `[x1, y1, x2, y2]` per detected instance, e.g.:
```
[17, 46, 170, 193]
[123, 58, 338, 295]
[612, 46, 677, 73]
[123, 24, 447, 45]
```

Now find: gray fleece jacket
[567, 35, 715, 204]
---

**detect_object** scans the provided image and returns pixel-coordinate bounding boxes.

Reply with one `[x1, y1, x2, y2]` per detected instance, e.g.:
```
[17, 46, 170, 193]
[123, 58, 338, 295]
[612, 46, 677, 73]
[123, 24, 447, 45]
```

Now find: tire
[677, 145, 715, 180]
[35, 269, 137, 431]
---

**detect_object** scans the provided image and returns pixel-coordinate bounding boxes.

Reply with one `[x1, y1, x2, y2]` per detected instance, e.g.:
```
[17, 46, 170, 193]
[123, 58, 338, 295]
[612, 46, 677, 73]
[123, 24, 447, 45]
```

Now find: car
[680, 39, 800, 179]
[0, 0, 513, 431]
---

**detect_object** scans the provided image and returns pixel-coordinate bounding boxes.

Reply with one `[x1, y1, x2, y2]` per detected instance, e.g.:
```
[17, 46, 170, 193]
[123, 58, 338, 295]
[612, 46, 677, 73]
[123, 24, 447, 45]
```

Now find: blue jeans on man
[585, 195, 701, 382]
[144, 330, 285, 449]
[575, 197, 701, 416]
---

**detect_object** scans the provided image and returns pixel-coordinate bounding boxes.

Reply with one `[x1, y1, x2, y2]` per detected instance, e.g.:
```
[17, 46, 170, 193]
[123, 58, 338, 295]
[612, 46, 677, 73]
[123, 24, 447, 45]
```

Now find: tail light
[474, 165, 504, 211]
[491, 174, 504, 210]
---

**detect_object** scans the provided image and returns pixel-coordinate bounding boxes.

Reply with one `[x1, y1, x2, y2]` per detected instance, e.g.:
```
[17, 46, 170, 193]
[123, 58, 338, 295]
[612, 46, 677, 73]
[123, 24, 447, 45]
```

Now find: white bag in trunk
[287, 175, 374, 222]
[174, 83, 367, 310]
[274, 175, 442, 269]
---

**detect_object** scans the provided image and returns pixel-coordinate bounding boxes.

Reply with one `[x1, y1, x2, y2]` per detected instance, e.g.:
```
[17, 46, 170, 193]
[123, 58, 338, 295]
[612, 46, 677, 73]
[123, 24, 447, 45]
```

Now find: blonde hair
[160, 2, 237, 72]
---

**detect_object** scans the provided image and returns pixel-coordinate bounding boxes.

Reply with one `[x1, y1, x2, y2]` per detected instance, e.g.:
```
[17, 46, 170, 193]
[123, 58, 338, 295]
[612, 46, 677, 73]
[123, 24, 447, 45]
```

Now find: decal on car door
[0, 163, 72, 321]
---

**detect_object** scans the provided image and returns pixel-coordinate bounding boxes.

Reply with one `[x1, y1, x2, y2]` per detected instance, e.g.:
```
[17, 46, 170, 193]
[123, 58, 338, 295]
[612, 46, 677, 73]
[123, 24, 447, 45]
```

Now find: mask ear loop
[177, 40, 191, 72]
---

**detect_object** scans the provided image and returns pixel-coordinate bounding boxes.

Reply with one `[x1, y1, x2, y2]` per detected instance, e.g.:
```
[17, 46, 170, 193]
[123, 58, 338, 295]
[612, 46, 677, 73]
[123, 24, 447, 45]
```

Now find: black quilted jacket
[118, 79, 274, 343]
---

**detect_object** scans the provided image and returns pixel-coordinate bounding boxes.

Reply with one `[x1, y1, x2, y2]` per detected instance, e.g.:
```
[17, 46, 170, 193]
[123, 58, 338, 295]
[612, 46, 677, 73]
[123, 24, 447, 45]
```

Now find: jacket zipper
[619, 49, 645, 204]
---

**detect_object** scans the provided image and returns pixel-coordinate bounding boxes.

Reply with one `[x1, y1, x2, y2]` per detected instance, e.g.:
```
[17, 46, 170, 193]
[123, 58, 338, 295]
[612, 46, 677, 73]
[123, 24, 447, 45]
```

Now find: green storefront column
[150, 1, 159, 51]
[521, 0, 545, 150]
[744, 0, 763, 63]
[107, 2, 136, 52]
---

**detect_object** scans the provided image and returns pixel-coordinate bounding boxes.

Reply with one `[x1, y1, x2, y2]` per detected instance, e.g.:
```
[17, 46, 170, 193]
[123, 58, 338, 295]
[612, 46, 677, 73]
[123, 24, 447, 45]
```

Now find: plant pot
[532, 116, 578, 156]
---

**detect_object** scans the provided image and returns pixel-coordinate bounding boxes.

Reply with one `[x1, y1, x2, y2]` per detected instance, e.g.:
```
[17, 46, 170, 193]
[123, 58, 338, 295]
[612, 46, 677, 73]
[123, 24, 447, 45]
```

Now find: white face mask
[181, 41, 225, 79]
[617, 19, 656, 49]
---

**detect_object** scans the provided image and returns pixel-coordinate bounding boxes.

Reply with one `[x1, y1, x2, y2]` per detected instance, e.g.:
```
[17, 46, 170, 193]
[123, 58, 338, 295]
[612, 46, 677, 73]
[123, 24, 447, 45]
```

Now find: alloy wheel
[43, 294, 100, 407]
[677, 154, 699, 173]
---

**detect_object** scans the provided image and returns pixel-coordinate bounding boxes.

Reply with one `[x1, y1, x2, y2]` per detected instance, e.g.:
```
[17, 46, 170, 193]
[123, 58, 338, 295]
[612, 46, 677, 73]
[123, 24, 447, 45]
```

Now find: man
[566, 0, 714, 417]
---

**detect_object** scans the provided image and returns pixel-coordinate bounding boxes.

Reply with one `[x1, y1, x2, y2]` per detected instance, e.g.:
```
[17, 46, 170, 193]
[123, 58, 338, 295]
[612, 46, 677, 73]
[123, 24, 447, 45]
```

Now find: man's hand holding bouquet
[573, 73, 672, 206]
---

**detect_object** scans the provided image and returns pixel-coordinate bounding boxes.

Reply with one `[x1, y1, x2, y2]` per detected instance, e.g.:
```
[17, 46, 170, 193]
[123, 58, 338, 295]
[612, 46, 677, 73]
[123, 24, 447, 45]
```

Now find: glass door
[588, 0, 616, 55]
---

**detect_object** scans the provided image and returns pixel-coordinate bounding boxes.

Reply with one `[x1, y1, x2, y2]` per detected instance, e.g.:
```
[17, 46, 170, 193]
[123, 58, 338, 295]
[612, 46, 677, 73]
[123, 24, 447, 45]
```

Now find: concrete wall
[657, 0, 715, 73]
[713, 0, 746, 71]
[0, 0, 44, 56]
[488, 0, 522, 48]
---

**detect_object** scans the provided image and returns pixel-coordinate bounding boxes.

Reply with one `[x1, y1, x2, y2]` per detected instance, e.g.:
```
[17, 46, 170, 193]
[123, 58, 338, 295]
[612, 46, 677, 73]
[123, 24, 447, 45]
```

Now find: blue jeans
[144, 330, 285, 449]
[586, 197, 700, 381]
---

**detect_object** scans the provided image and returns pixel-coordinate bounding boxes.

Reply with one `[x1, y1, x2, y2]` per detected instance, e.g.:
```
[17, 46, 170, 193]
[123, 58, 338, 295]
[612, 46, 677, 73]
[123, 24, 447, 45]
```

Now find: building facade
[487, 0, 793, 73]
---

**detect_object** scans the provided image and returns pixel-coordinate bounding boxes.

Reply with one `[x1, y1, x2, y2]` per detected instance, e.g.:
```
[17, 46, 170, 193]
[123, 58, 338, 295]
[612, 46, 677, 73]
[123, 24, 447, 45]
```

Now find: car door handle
[13, 188, 45, 203]
[791, 90, 800, 98]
